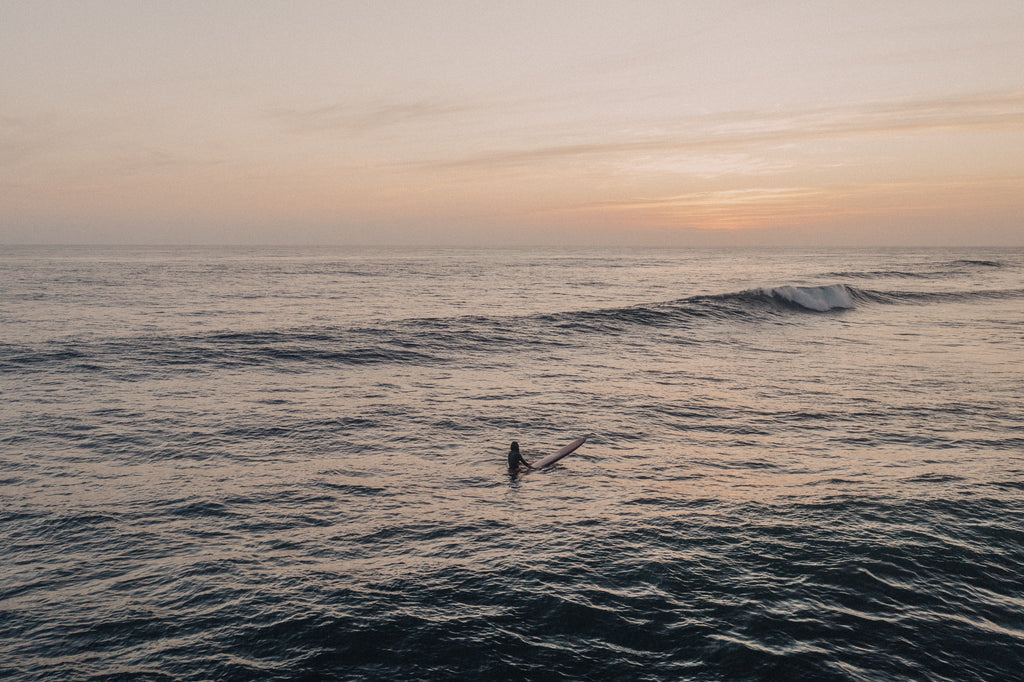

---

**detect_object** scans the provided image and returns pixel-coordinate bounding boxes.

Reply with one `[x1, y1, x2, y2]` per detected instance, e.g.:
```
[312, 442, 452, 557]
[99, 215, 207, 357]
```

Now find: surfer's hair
[510, 441, 519, 454]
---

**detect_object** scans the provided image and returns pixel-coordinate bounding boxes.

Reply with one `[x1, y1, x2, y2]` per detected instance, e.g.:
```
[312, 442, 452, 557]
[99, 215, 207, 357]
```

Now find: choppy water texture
[2, 246, 1023, 680]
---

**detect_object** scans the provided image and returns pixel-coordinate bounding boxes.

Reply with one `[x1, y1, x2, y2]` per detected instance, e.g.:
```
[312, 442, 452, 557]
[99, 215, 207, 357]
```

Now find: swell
[3, 285, 1021, 375]
[852, 286, 1024, 306]
[822, 258, 1006, 280]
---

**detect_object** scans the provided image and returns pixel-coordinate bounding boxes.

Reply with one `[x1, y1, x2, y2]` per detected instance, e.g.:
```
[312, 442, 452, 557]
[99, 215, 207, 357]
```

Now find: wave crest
[7, 284, 1022, 375]
[757, 285, 855, 312]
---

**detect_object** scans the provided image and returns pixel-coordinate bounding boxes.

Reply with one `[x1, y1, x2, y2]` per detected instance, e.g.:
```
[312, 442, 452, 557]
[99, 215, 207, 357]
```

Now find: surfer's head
[509, 441, 520, 455]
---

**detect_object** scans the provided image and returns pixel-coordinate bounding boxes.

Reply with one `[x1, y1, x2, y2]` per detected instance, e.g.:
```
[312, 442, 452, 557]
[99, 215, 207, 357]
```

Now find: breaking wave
[4, 284, 1022, 376]
[756, 284, 855, 312]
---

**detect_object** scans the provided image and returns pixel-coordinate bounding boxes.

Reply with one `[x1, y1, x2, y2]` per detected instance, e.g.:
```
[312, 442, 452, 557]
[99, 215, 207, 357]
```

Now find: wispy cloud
[425, 89, 1024, 171]
[108, 148, 227, 176]
[561, 176, 1024, 231]
[561, 187, 827, 229]
[265, 99, 475, 135]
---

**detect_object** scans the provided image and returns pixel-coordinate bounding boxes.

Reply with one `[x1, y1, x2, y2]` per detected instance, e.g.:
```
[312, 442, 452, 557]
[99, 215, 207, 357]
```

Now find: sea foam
[762, 284, 855, 312]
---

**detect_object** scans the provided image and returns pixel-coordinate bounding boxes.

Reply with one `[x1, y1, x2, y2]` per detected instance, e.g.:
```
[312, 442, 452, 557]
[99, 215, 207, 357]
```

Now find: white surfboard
[530, 435, 588, 470]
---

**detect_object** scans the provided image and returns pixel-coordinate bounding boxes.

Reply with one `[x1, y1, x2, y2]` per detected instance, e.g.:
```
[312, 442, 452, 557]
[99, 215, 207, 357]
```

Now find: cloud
[560, 176, 1024, 232]
[558, 186, 828, 230]
[106, 148, 228, 176]
[424, 89, 1024, 171]
[265, 99, 475, 136]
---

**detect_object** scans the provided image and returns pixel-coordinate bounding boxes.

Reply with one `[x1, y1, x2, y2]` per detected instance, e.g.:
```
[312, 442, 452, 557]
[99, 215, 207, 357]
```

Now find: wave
[540, 284, 858, 333]
[948, 259, 1003, 268]
[4, 285, 1021, 375]
[823, 269, 940, 280]
[823, 258, 1005, 280]
[852, 287, 1024, 306]
[755, 284, 855, 312]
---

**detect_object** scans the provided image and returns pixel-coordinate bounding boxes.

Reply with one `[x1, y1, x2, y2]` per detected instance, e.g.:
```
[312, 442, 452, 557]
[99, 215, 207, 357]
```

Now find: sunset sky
[2, 1, 1023, 246]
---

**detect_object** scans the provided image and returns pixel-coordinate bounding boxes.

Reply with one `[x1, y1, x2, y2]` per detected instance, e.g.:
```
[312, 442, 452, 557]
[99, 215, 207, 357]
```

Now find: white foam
[763, 284, 855, 312]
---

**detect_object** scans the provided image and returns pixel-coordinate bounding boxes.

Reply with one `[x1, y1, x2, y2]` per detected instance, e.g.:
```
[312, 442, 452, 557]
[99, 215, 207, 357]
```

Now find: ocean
[1, 245, 1022, 680]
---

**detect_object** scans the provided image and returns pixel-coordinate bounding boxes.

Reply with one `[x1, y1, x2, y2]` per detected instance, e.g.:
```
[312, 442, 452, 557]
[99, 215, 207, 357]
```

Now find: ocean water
[1, 245, 1022, 681]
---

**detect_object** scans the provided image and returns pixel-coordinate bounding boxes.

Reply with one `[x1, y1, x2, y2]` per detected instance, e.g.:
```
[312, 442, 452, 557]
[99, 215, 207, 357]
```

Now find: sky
[2, 0, 1023, 246]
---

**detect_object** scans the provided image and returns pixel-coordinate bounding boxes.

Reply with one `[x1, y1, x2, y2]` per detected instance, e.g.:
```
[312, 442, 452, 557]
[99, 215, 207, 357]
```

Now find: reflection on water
[1, 247, 1022, 680]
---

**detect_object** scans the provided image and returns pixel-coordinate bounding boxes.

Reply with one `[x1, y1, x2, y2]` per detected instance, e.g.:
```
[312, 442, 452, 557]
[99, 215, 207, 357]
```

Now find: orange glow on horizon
[2, 3, 1023, 245]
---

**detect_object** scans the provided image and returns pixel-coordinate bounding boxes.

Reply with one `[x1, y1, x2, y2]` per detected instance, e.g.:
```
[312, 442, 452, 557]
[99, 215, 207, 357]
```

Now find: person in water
[508, 441, 532, 472]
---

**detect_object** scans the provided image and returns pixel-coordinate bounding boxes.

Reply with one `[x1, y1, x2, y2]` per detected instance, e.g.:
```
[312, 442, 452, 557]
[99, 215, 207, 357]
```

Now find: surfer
[508, 441, 532, 473]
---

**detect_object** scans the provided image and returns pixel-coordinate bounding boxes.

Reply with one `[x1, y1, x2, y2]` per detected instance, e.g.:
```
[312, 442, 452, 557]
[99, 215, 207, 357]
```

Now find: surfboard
[530, 435, 587, 470]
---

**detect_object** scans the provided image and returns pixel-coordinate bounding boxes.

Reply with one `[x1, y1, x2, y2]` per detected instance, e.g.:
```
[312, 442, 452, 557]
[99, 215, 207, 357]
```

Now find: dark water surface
[2, 247, 1022, 680]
